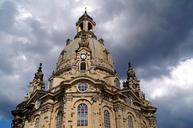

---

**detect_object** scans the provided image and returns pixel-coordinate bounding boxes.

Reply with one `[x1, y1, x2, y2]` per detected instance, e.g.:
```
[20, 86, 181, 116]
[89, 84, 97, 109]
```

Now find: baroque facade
[11, 11, 157, 128]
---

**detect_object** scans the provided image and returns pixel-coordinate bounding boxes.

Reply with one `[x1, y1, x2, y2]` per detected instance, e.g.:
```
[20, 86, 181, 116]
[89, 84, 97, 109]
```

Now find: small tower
[75, 10, 96, 39]
[76, 10, 96, 32]
[34, 63, 44, 81]
[127, 62, 137, 80]
[123, 62, 140, 91]
[27, 63, 45, 98]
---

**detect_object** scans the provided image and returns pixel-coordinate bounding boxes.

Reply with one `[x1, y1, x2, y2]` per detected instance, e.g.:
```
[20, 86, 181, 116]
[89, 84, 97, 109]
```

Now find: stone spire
[27, 63, 45, 98]
[123, 62, 140, 91]
[127, 62, 137, 80]
[34, 63, 44, 81]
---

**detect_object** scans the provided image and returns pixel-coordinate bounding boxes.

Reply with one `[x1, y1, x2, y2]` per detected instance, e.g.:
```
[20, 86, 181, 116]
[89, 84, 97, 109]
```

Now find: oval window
[78, 82, 88, 92]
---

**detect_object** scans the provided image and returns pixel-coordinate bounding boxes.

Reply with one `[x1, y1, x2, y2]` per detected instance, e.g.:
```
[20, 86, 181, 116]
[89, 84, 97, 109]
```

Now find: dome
[56, 36, 115, 74]
[54, 11, 116, 76]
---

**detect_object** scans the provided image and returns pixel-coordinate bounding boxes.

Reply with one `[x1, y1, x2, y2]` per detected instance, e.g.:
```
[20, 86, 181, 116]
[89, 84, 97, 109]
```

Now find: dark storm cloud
[152, 88, 193, 128]
[93, 0, 193, 79]
[130, 0, 193, 76]
[0, 0, 65, 119]
[0, 99, 16, 119]
[0, 1, 17, 32]
[22, 19, 54, 55]
[0, 44, 14, 75]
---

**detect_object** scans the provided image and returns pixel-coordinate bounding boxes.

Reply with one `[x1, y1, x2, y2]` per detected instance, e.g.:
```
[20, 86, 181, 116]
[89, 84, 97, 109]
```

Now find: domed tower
[50, 11, 118, 90]
[11, 11, 157, 128]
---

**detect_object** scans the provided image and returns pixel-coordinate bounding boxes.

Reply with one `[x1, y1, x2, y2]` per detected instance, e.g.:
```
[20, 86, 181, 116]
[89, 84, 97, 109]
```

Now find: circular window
[78, 82, 88, 92]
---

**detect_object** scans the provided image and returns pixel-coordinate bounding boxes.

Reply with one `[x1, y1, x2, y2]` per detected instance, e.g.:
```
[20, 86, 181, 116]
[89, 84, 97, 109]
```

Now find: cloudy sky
[0, 0, 193, 127]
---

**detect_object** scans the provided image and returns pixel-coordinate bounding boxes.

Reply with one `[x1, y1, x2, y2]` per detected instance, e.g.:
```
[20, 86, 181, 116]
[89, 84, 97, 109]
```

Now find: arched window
[104, 110, 110, 128]
[128, 116, 133, 128]
[79, 23, 83, 31]
[34, 117, 40, 128]
[77, 103, 88, 126]
[80, 62, 86, 70]
[88, 23, 93, 31]
[56, 111, 63, 128]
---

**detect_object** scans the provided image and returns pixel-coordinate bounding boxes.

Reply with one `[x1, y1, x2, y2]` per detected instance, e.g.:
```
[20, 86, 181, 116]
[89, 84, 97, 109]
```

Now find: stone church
[11, 11, 157, 128]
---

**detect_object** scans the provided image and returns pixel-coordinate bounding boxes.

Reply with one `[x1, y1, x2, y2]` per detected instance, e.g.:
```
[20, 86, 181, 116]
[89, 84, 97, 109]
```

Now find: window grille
[104, 110, 110, 128]
[77, 103, 88, 126]
[128, 116, 133, 128]
[78, 82, 88, 92]
[56, 111, 63, 128]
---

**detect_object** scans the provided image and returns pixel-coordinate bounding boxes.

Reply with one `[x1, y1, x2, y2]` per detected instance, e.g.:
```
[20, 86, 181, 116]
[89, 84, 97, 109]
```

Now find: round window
[78, 82, 88, 92]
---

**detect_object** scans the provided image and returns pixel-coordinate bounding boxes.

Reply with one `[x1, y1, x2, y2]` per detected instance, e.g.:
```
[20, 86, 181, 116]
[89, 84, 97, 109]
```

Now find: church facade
[11, 12, 157, 128]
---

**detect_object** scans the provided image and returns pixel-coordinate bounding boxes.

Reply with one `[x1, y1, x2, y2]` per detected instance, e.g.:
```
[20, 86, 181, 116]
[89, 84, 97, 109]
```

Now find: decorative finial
[84, 7, 88, 15]
[34, 63, 44, 81]
[127, 62, 137, 80]
[38, 63, 42, 72]
[128, 62, 132, 67]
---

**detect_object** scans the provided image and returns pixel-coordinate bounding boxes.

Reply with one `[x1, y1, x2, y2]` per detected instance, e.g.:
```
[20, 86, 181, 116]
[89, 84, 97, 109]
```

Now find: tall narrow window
[128, 116, 133, 128]
[104, 110, 110, 128]
[34, 117, 40, 128]
[77, 103, 88, 126]
[80, 62, 86, 70]
[88, 23, 93, 31]
[79, 23, 83, 31]
[56, 111, 63, 128]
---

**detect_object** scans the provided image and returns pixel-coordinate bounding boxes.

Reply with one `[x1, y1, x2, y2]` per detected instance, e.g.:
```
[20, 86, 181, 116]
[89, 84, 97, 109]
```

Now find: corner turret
[27, 63, 45, 98]
[123, 62, 140, 91]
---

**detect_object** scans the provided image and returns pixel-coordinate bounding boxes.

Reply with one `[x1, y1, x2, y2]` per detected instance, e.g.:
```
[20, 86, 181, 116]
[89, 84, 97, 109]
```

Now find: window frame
[104, 110, 111, 128]
[34, 117, 40, 128]
[128, 115, 133, 128]
[80, 62, 86, 71]
[77, 103, 88, 126]
[56, 111, 63, 128]
[77, 82, 88, 92]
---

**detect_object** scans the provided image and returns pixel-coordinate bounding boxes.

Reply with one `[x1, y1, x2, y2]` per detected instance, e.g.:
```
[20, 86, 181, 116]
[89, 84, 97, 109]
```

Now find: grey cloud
[0, 51, 14, 75]
[0, 0, 193, 128]
[0, 1, 17, 33]
[152, 89, 193, 128]
[0, 99, 15, 119]
[94, 0, 193, 79]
